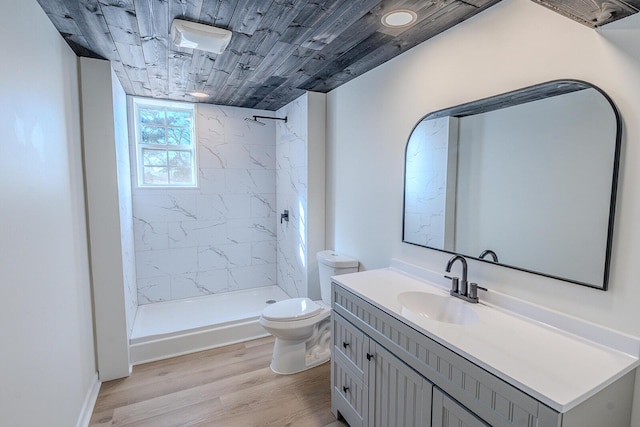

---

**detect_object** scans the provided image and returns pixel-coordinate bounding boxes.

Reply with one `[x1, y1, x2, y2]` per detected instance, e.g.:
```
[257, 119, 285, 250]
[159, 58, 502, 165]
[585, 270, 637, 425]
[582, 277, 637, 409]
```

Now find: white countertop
[332, 267, 640, 413]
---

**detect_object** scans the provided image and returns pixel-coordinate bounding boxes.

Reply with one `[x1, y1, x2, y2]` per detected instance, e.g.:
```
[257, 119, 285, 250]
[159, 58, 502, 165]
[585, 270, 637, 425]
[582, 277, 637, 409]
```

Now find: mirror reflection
[403, 80, 620, 289]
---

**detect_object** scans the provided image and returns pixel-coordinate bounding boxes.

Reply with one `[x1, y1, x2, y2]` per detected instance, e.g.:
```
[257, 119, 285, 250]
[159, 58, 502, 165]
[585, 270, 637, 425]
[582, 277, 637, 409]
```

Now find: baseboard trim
[76, 373, 101, 427]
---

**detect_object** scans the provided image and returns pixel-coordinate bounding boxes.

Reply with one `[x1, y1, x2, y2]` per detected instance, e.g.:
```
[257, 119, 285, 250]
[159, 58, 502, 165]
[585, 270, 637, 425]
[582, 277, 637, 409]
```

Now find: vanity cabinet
[330, 265, 639, 427]
[331, 281, 635, 427]
[331, 282, 553, 427]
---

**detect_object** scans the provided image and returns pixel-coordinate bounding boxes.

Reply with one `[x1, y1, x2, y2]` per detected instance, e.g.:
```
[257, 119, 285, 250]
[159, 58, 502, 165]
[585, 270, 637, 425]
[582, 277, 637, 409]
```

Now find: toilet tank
[317, 250, 358, 303]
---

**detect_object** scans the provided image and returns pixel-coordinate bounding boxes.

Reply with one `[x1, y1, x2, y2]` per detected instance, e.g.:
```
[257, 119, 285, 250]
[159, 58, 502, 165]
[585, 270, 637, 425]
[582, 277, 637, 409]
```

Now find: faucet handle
[444, 275, 459, 293]
[469, 283, 488, 300]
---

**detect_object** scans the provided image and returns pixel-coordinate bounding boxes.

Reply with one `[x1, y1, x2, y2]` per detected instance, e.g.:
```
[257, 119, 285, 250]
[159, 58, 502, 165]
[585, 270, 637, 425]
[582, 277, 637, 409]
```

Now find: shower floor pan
[130, 285, 288, 365]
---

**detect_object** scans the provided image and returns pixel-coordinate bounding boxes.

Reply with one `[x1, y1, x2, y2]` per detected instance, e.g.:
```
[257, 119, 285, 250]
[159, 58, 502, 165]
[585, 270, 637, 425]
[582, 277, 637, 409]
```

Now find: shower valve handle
[280, 210, 289, 223]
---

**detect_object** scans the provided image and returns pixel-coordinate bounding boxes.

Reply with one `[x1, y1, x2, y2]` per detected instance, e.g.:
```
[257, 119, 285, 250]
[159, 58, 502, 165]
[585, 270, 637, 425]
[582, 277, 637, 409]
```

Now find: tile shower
[127, 93, 324, 362]
[132, 104, 278, 304]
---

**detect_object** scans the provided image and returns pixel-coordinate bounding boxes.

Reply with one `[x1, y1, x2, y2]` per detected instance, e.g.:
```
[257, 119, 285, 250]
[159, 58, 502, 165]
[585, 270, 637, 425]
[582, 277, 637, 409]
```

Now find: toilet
[259, 250, 359, 374]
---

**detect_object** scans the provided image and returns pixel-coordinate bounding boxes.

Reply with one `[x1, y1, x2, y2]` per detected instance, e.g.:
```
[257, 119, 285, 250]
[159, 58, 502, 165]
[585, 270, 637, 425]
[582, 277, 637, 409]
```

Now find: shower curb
[130, 318, 270, 364]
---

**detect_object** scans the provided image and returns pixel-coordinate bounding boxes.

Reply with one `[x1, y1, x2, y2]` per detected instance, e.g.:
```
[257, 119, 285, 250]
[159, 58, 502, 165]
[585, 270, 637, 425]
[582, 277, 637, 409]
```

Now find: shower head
[244, 116, 266, 126]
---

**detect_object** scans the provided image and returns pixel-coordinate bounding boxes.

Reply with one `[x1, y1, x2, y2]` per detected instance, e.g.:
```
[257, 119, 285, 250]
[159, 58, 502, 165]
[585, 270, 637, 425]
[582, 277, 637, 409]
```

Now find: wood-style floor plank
[89, 337, 346, 427]
[94, 341, 273, 412]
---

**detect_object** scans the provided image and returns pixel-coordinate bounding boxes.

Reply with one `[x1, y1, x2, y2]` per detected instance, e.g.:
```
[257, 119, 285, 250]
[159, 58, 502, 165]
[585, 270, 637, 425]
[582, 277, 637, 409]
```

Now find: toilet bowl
[259, 250, 358, 374]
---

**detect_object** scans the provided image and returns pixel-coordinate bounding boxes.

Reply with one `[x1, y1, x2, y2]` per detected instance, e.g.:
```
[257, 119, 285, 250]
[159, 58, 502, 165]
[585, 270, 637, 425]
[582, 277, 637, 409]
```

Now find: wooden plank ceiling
[532, 0, 640, 27]
[37, 0, 638, 111]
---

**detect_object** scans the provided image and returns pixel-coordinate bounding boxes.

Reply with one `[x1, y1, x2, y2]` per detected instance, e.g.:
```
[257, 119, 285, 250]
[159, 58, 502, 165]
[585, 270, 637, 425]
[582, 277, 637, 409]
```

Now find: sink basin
[397, 291, 480, 325]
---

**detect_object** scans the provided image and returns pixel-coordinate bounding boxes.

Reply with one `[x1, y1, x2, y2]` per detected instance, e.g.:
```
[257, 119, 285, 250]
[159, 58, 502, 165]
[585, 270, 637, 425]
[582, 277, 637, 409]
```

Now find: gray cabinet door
[370, 342, 432, 427]
[432, 388, 490, 427]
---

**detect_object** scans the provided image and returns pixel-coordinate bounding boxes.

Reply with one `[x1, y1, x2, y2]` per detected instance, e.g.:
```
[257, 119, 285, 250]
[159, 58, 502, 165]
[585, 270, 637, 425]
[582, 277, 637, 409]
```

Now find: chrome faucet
[479, 249, 499, 263]
[444, 255, 486, 303]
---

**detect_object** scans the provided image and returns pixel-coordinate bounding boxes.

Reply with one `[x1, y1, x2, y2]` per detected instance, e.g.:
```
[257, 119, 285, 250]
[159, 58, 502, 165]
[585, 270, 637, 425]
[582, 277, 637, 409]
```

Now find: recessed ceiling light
[381, 10, 418, 28]
[189, 92, 209, 98]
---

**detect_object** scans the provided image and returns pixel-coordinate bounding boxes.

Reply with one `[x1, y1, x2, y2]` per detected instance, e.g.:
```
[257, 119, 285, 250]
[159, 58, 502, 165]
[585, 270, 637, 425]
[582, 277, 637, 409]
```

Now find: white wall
[80, 57, 132, 380]
[275, 92, 326, 300]
[132, 104, 278, 303]
[326, 0, 640, 421]
[0, 1, 97, 426]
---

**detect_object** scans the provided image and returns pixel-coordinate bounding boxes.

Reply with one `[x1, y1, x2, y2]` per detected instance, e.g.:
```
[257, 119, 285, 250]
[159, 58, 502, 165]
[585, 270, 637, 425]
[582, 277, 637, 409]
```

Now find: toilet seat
[262, 297, 322, 321]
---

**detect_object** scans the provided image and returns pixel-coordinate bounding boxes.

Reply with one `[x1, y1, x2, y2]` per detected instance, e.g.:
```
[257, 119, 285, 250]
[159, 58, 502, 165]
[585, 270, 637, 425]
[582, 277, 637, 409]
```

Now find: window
[132, 98, 197, 187]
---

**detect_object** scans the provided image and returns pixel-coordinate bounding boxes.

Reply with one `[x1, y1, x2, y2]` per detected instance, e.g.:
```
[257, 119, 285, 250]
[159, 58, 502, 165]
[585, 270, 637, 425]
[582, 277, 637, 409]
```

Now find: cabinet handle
[343, 386, 349, 393]
[342, 342, 350, 349]
[366, 353, 374, 361]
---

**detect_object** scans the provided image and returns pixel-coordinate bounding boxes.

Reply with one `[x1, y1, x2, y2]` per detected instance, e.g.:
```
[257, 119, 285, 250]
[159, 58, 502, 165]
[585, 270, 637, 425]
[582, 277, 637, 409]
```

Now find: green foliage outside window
[134, 100, 197, 187]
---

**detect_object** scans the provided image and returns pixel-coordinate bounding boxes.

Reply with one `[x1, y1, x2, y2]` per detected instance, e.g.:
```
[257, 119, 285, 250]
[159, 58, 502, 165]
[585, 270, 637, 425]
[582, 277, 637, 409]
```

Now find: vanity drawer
[332, 350, 368, 427]
[333, 312, 368, 381]
[332, 282, 560, 427]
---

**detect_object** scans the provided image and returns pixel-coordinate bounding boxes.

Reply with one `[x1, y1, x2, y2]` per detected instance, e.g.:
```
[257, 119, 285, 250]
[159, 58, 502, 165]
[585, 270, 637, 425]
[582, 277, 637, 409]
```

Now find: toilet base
[269, 317, 331, 375]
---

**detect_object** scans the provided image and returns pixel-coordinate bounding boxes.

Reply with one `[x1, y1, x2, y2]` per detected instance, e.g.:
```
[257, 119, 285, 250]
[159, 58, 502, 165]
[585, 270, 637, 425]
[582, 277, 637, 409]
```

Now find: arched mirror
[403, 80, 621, 290]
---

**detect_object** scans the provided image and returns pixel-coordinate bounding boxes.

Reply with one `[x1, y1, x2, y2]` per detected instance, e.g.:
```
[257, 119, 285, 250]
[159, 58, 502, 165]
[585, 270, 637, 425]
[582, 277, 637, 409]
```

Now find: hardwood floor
[89, 336, 347, 427]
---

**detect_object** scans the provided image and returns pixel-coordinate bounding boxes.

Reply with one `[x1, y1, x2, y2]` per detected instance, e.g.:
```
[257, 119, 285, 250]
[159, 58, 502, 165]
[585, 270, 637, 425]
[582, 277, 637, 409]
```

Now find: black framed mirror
[403, 80, 621, 290]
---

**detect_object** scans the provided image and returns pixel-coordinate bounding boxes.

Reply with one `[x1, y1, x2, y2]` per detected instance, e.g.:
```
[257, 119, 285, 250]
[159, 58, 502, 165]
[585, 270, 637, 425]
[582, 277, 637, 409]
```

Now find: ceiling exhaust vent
[170, 19, 232, 55]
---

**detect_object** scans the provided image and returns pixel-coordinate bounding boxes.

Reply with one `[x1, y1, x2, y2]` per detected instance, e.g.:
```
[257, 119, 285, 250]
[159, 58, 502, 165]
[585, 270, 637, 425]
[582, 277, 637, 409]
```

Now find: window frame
[131, 97, 198, 188]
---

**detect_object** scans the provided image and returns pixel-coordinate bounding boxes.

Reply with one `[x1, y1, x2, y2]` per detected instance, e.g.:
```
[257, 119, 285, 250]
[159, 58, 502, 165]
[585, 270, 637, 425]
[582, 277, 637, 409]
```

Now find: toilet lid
[262, 298, 322, 321]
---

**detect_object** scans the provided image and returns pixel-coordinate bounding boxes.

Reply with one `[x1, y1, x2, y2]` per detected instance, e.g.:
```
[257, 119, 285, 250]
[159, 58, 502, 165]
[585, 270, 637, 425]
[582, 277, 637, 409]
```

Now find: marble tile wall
[131, 104, 277, 304]
[113, 70, 138, 333]
[275, 95, 308, 298]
